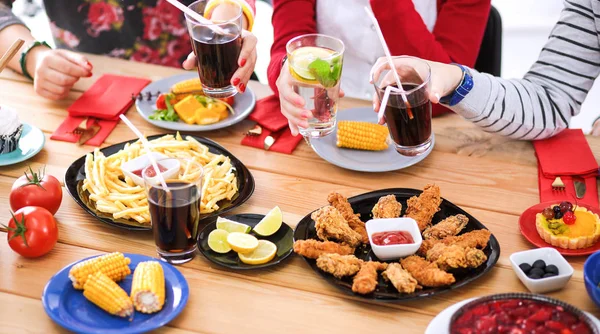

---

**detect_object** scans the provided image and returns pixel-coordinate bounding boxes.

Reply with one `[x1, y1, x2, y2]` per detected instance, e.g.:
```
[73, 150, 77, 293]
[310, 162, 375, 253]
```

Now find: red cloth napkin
[533, 129, 599, 207]
[51, 74, 151, 146]
[241, 95, 303, 154]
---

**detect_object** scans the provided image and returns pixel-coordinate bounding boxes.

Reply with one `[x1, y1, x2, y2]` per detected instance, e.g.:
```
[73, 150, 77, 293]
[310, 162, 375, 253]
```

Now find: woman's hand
[276, 61, 310, 136]
[28, 48, 92, 100]
[370, 57, 463, 123]
[182, 30, 257, 93]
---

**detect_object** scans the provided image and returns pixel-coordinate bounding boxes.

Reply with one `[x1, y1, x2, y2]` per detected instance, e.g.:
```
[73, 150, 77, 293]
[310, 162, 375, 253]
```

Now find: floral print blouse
[0, 0, 255, 68]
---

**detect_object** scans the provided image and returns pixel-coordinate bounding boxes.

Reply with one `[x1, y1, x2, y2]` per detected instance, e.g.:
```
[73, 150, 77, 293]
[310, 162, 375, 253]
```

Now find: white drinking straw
[119, 114, 170, 192]
[364, 7, 409, 105]
[377, 86, 393, 122]
[166, 0, 226, 34]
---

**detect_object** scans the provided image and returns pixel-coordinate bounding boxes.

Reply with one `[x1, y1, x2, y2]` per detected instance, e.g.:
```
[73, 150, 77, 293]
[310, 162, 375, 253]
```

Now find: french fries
[82, 133, 238, 225]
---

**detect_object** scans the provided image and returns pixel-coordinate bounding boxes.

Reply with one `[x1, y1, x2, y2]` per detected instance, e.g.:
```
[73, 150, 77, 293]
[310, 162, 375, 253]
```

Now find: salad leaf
[149, 94, 179, 122]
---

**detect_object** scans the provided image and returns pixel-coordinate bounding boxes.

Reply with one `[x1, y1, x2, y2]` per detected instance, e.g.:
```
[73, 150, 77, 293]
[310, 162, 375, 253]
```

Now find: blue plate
[0, 123, 45, 166]
[42, 253, 189, 334]
[309, 107, 434, 172]
[135, 72, 256, 132]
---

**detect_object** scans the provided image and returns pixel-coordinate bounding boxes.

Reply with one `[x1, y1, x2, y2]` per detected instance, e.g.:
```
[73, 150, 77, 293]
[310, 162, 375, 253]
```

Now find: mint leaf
[308, 57, 343, 88]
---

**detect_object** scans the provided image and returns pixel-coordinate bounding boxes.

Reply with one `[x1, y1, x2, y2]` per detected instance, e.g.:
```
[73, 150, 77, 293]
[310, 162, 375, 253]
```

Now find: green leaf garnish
[308, 57, 342, 88]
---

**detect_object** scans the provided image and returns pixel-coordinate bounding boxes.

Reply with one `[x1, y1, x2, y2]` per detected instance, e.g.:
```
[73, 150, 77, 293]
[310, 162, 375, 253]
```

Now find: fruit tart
[536, 201, 600, 249]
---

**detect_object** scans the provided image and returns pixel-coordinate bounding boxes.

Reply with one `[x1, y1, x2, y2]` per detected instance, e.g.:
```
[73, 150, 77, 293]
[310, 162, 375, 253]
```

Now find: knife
[574, 179, 586, 199]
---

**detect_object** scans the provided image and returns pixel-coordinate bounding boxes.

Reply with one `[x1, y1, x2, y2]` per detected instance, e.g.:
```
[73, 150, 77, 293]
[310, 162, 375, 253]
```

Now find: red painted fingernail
[86, 72, 93, 77]
[86, 61, 93, 69]
[232, 77, 240, 86]
[239, 58, 246, 67]
[239, 83, 246, 93]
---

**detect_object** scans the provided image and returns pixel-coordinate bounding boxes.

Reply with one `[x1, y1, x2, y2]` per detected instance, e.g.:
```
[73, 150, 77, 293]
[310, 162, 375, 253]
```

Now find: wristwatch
[19, 41, 51, 80]
[439, 64, 473, 107]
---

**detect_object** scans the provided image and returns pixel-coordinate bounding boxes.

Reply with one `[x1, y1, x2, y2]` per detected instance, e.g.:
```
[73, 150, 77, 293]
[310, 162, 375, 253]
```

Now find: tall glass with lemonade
[286, 34, 345, 138]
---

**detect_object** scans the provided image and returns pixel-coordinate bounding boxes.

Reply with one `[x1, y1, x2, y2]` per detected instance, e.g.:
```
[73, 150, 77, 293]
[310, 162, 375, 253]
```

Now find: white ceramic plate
[309, 107, 434, 172]
[425, 298, 600, 334]
[135, 72, 256, 132]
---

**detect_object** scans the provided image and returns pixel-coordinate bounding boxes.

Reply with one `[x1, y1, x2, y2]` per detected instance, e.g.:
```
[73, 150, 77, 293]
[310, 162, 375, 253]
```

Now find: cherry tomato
[10, 166, 62, 214]
[219, 96, 234, 106]
[5, 206, 58, 258]
[156, 94, 167, 110]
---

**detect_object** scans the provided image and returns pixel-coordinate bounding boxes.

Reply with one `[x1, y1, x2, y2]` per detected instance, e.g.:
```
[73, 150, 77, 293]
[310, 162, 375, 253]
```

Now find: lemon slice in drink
[207, 229, 231, 254]
[253, 206, 283, 236]
[216, 217, 251, 233]
[227, 232, 259, 254]
[238, 240, 278, 265]
[289, 46, 335, 83]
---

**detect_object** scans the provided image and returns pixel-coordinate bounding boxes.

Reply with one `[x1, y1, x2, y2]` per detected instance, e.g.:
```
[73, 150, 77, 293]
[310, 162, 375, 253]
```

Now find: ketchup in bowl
[371, 231, 414, 246]
[132, 163, 168, 177]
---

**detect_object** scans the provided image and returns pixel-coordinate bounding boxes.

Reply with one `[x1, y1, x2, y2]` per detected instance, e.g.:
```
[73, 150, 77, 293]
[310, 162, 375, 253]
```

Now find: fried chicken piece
[313, 206, 362, 247]
[400, 255, 455, 287]
[418, 229, 492, 256]
[293, 239, 355, 259]
[352, 261, 388, 295]
[327, 192, 368, 243]
[382, 263, 422, 294]
[372, 195, 402, 219]
[316, 254, 363, 279]
[422, 214, 469, 240]
[404, 184, 442, 231]
[426, 243, 488, 271]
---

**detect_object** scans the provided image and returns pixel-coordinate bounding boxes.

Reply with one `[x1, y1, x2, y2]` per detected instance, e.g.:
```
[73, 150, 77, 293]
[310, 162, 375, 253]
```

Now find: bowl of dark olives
[509, 247, 573, 293]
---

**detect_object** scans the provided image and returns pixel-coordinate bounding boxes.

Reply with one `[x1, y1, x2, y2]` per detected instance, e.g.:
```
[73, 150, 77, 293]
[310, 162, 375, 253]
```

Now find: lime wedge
[207, 229, 231, 253]
[290, 46, 335, 82]
[216, 217, 251, 233]
[238, 240, 277, 265]
[227, 232, 259, 254]
[253, 206, 283, 237]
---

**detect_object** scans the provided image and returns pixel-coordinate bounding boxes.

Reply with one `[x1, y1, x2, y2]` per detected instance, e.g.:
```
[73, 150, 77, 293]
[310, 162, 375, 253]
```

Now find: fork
[551, 176, 566, 191]
[71, 118, 101, 145]
[246, 124, 262, 136]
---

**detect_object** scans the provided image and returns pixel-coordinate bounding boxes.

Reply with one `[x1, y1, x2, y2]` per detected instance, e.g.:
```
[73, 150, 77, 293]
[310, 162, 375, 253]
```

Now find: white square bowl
[509, 247, 573, 294]
[365, 218, 422, 261]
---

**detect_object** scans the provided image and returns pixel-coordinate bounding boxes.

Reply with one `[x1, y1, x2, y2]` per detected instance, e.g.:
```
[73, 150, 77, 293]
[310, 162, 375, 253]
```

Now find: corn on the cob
[171, 78, 202, 94]
[69, 252, 131, 289]
[336, 121, 389, 151]
[83, 271, 134, 318]
[130, 261, 166, 314]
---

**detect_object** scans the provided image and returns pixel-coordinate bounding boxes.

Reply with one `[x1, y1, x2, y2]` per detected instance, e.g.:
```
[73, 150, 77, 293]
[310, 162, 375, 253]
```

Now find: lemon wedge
[216, 217, 251, 233]
[253, 206, 283, 237]
[207, 229, 231, 253]
[227, 232, 259, 254]
[238, 240, 277, 265]
[289, 46, 335, 83]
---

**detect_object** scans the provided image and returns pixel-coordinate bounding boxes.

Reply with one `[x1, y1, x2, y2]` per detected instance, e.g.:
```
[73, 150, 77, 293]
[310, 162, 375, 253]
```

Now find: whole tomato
[10, 166, 62, 214]
[4, 206, 58, 258]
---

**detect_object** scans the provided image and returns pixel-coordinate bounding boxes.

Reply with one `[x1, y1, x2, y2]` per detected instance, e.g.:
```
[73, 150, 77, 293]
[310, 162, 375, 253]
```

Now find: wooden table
[1, 54, 599, 334]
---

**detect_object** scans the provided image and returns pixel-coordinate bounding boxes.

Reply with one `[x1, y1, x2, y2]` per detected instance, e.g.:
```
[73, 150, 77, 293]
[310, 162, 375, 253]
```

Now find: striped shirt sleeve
[448, 0, 600, 140]
[0, 3, 25, 32]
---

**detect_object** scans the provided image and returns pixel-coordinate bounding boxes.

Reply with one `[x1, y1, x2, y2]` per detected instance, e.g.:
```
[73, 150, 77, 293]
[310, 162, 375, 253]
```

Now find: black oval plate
[294, 188, 501, 302]
[197, 214, 294, 269]
[64, 134, 255, 231]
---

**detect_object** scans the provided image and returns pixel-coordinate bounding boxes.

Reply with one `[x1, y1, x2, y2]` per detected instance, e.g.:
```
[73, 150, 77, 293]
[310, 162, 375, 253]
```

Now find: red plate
[519, 201, 600, 256]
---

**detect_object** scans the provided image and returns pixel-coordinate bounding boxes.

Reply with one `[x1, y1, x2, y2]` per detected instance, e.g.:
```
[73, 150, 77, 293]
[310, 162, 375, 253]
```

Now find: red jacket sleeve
[370, 0, 490, 116]
[267, 0, 317, 95]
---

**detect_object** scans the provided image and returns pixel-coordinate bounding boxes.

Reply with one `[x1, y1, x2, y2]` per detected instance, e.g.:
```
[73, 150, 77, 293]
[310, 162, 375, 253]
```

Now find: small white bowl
[509, 247, 573, 294]
[365, 218, 422, 261]
[121, 153, 180, 186]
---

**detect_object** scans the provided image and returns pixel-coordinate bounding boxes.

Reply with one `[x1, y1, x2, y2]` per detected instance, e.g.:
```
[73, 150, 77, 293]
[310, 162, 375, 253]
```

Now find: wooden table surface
[1, 54, 599, 334]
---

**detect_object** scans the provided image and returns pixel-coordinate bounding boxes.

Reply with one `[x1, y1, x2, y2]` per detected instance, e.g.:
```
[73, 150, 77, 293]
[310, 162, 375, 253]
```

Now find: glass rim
[285, 33, 346, 59]
[371, 56, 431, 95]
[185, 0, 242, 26]
[142, 158, 203, 191]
